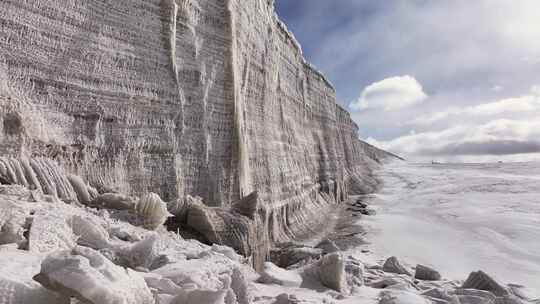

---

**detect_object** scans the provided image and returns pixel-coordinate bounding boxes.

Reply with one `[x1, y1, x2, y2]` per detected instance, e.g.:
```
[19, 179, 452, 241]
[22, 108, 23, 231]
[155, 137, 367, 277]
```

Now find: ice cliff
[0, 0, 392, 267]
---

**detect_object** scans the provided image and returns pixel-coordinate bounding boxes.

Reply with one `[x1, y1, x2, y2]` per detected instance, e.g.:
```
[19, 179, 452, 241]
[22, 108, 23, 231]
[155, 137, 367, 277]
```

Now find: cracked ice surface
[363, 162, 540, 293]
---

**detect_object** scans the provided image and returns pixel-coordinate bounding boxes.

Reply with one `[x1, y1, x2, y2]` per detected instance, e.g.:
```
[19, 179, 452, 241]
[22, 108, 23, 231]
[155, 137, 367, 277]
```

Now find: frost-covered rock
[383, 257, 412, 276]
[90, 193, 136, 211]
[270, 243, 323, 268]
[257, 262, 302, 287]
[34, 246, 154, 304]
[344, 256, 365, 290]
[414, 264, 441, 281]
[462, 271, 508, 296]
[316, 253, 346, 292]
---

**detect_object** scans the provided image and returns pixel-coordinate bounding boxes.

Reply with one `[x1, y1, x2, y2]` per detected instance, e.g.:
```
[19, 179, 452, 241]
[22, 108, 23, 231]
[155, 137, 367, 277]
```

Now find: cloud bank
[368, 118, 540, 161]
[350, 76, 427, 111]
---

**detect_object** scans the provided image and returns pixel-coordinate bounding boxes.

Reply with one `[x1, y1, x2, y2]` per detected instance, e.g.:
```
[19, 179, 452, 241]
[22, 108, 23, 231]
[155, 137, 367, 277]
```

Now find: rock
[231, 191, 259, 220]
[315, 239, 340, 255]
[383, 257, 412, 276]
[168, 195, 199, 224]
[257, 262, 302, 287]
[270, 243, 323, 268]
[344, 257, 365, 289]
[34, 246, 154, 304]
[462, 271, 509, 296]
[353, 199, 368, 209]
[414, 264, 441, 281]
[185, 200, 270, 268]
[90, 193, 136, 210]
[317, 253, 346, 292]
[363, 208, 377, 216]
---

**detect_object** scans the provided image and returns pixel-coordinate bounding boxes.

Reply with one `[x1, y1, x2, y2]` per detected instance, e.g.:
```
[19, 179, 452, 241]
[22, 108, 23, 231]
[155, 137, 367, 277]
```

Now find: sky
[275, 0, 540, 162]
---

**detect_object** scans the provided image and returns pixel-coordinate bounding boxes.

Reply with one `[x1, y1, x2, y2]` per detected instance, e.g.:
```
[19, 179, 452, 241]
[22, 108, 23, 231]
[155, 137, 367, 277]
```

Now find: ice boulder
[0, 250, 69, 304]
[136, 192, 172, 230]
[70, 215, 110, 250]
[90, 193, 136, 211]
[270, 243, 323, 268]
[152, 257, 251, 304]
[414, 264, 441, 281]
[257, 262, 302, 287]
[28, 211, 76, 253]
[318, 253, 347, 292]
[383, 257, 412, 276]
[462, 271, 509, 296]
[34, 246, 154, 304]
[115, 232, 168, 270]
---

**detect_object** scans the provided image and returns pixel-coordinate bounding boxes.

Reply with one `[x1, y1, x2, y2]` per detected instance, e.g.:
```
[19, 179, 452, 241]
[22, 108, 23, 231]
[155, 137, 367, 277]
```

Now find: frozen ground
[1, 160, 538, 303]
[362, 161, 540, 294]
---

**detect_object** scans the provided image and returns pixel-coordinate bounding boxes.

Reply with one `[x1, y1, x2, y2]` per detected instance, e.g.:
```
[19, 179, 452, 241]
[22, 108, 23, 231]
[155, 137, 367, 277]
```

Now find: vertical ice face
[0, 0, 393, 265]
[227, 0, 253, 198]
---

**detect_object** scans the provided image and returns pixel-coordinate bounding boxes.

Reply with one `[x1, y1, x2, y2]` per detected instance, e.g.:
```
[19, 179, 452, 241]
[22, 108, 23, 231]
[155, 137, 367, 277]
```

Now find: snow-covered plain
[363, 162, 540, 294]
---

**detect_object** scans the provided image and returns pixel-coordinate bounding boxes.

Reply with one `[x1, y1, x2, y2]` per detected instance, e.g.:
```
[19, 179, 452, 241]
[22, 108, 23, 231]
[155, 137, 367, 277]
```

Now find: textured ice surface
[363, 162, 540, 293]
[0, 251, 69, 304]
[35, 246, 154, 304]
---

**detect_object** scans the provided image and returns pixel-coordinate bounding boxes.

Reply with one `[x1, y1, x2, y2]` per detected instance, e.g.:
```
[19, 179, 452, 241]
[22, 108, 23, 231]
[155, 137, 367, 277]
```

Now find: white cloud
[349, 75, 427, 111]
[372, 119, 540, 160]
[409, 86, 540, 126]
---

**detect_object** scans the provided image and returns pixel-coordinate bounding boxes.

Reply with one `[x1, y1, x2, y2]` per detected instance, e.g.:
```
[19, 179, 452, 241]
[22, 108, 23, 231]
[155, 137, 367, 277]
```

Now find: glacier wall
[0, 0, 392, 267]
